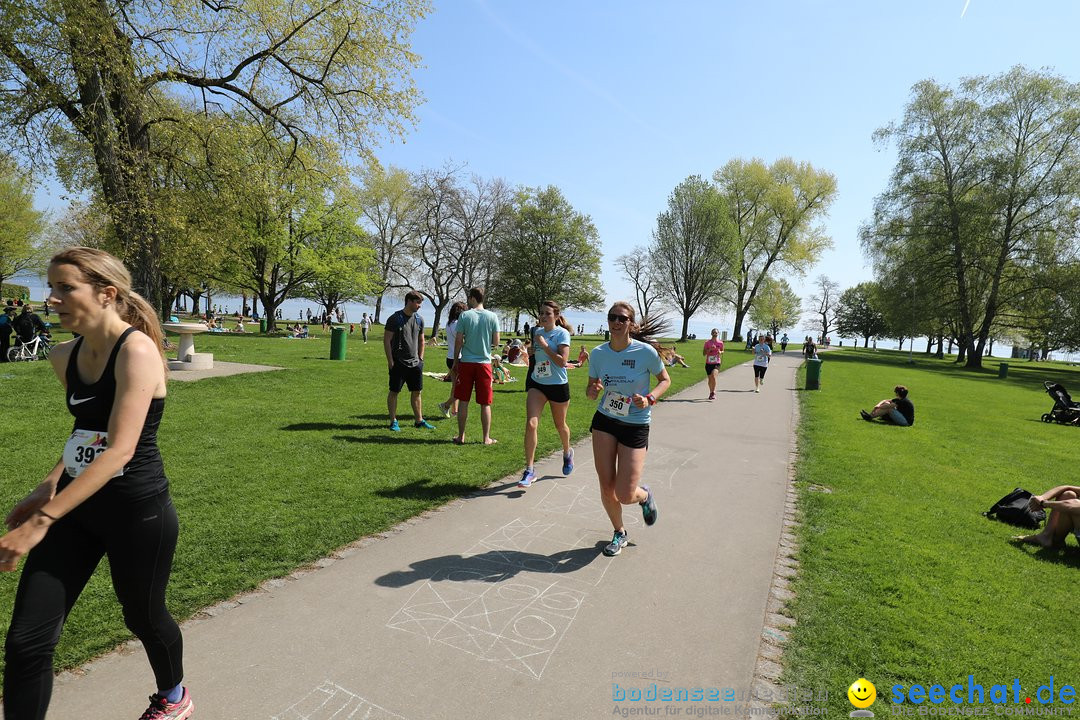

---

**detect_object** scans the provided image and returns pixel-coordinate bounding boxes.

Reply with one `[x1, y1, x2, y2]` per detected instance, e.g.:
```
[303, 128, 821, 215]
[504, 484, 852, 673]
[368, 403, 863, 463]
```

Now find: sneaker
[708, 392, 716, 400]
[437, 401, 452, 418]
[754, 388, 760, 393]
[562, 448, 575, 476]
[602, 530, 629, 557]
[860, 409, 874, 422]
[518, 468, 536, 487]
[389, 420, 401, 432]
[640, 485, 658, 526]
[140, 688, 194, 720]
[415, 419, 435, 429]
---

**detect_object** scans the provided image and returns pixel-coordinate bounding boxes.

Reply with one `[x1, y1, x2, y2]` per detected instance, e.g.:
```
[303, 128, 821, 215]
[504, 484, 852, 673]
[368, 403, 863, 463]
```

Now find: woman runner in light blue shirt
[586, 301, 671, 557]
[518, 300, 574, 488]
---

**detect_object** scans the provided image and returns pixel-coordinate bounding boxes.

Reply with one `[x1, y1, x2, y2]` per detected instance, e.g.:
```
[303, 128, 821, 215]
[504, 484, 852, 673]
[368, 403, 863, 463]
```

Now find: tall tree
[357, 163, 417, 323]
[0, 156, 46, 288]
[650, 175, 733, 342]
[491, 185, 604, 323]
[714, 158, 836, 342]
[834, 282, 888, 347]
[805, 275, 840, 343]
[615, 247, 662, 320]
[0, 0, 428, 314]
[748, 277, 801, 339]
[866, 67, 1080, 367]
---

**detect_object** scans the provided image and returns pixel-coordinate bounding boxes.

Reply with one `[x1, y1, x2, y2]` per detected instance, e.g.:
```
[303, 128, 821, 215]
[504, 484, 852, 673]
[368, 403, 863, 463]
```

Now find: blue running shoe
[562, 448, 575, 476]
[640, 485, 658, 526]
[389, 420, 401, 432]
[415, 419, 435, 429]
[602, 530, 629, 557]
[518, 468, 536, 488]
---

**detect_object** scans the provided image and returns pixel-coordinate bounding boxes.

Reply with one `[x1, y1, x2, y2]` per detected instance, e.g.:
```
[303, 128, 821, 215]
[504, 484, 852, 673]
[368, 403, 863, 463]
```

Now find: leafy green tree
[650, 176, 734, 342]
[866, 66, 1080, 368]
[0, 156, 46, 289]
[0, 0, 428, 313]
[714, 158, 836, 342]
[491, 185, 604, 323]
[835, 282, 888, 347]
[748, 277, 801, 339]
[300, 199, 379, 321]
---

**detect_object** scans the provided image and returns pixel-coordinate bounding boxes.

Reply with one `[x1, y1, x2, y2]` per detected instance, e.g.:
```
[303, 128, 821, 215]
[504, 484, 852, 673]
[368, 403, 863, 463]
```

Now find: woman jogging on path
[752, 334, 772, 393]
[518, 301, 574, 488]
[438, 301, 467, 418]
[702, 328, 724, 400]
[0, 247, 192, 720]
[586, 301, 671, 557]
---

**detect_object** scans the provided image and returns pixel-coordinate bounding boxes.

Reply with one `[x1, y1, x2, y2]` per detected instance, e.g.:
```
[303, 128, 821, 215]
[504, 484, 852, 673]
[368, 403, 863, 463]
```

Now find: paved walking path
[46, 353, 806, 720]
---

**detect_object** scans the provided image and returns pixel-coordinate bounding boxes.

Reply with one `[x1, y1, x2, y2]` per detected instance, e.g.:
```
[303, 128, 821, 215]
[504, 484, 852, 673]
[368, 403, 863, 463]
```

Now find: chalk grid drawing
[273, 681, 408, 720]
[386, 517, 604, 678]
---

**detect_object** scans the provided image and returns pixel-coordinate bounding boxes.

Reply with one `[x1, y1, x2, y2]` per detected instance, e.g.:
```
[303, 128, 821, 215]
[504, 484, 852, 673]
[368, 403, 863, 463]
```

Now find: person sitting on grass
[860, 385, 915, 426]
[567, 345, 589, 369]
[492, 355, 512, 384]
[1014, 485, 1080, 548]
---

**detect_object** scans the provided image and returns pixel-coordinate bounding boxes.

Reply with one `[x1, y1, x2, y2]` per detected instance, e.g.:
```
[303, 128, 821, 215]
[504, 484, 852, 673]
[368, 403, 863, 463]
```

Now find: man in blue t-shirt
[383, 290, 434, 432]
[452, 287, 501, 445]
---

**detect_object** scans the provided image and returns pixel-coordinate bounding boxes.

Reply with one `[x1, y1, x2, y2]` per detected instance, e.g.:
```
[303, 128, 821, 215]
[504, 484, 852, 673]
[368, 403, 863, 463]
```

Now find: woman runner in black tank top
[0, 248, 193, 720]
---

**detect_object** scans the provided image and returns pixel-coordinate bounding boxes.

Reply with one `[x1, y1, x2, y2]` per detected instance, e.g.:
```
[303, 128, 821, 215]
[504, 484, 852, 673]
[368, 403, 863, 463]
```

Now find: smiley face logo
[848, 678, 877, 709]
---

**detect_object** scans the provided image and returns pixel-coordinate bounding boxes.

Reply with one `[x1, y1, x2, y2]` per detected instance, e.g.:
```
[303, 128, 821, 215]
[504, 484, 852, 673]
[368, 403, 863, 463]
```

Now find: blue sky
[29, 1, 1080, 332]
[365, 0, 1080, 328]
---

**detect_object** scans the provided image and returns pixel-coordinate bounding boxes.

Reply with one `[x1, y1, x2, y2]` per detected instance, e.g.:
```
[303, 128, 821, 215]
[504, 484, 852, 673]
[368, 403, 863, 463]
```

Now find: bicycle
[7, 334, 51, 362]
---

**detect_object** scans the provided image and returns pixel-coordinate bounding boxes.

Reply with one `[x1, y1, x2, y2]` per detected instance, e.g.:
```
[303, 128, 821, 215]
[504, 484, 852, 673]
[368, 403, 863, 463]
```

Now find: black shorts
[705, 363, 720, 376]
[753, 365, 768, 379]
[389, 362, 423, 392]
[590, 411, 649, 449]
[526, 378, 570, 404]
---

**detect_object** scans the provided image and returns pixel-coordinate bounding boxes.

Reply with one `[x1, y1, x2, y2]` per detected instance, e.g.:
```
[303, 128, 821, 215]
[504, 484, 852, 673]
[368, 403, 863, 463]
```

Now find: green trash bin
[259, 318, 267, 333]
[330, 326, 347, 360]
[806, 358, 823, 390]
[998, 362, 1008, 379]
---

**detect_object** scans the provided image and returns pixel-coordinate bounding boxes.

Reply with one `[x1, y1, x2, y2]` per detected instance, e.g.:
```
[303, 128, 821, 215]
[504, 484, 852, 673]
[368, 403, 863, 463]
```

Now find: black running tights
[3, 491, 184, 719]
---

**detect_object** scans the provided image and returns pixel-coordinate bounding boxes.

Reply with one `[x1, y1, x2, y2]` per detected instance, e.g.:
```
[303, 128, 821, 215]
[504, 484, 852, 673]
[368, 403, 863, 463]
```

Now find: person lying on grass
[1014, 486, 1080, 549]
[860, 385, 915, 426]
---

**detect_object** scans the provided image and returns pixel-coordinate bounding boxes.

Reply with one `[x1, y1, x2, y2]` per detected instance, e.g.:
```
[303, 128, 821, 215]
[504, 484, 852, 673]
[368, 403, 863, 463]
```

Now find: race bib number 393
[602, 390, 632, 417]
[63, 429, 123, 479]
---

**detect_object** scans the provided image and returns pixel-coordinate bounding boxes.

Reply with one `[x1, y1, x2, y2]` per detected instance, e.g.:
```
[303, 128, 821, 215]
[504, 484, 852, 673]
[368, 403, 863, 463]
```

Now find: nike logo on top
[69, 395, 96, 405]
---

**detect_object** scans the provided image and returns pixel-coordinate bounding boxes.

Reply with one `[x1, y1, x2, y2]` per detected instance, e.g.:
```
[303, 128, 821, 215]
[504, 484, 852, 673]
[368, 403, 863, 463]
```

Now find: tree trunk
[374, 295, 384, 324]
[731, 308, 747, 343]
[680, 312, 690, 343]
[925, 336, 934, 354]
[935, 334, 945, 359]
[863, 335, 870, 348]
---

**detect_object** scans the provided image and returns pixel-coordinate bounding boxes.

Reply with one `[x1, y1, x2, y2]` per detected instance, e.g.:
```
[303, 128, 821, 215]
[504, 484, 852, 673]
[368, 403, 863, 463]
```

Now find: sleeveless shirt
[59, 327, 168, 501]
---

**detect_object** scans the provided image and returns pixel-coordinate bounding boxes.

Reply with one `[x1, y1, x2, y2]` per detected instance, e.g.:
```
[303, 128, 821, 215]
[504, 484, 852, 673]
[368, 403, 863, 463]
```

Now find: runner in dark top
[0, 247, 193, 720]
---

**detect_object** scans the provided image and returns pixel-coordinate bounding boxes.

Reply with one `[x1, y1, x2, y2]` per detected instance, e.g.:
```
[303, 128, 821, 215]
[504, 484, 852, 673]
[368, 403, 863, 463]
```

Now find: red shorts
[454, 362, 494, 405]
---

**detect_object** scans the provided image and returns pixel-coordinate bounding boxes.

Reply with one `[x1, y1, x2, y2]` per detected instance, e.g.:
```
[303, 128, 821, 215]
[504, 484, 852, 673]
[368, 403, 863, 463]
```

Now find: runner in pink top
[702, 328, 725, 400]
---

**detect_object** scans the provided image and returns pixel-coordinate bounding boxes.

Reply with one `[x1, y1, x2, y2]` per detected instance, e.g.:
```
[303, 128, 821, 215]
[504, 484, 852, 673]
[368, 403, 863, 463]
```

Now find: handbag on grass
[983, 488, 1046, 529]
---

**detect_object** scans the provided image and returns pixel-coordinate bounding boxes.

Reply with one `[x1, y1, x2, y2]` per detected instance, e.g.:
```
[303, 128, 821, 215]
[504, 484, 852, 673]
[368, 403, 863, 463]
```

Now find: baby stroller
[1041, 381, 1080, 425]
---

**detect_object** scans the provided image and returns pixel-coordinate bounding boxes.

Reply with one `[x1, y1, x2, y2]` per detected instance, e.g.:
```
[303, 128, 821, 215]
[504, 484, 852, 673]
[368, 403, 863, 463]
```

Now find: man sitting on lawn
[860, 385, 915, 426]
[1015, 485, 1080, 548]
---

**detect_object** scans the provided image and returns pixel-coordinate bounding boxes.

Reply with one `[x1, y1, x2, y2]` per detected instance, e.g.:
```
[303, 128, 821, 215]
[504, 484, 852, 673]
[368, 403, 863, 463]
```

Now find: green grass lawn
[786, 347, 1080, 714]
[0, 326, 720, 675]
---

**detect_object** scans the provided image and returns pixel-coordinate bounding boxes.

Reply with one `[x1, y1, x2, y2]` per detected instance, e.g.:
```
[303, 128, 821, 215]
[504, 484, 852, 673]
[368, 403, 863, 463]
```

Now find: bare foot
[483, 438, 498, 445]
[1012, 533, 1054, 548]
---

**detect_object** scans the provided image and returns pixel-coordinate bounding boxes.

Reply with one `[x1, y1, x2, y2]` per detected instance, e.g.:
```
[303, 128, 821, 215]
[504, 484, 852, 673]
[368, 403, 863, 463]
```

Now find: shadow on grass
[376, 478, 493, 502]
[333, 434, 446, 445]
[374, 546, 606, 588]
[1008, 542, 1080, 569]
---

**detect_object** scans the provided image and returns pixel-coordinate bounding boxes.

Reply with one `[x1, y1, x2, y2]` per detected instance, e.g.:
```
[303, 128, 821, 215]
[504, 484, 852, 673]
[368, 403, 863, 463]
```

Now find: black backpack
[983, 488, 1046, 529]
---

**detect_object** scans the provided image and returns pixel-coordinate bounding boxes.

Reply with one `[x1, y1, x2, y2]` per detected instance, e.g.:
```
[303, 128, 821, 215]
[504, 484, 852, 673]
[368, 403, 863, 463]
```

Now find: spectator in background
[0, 306, 15, 362]
[12, 305, 47, 344]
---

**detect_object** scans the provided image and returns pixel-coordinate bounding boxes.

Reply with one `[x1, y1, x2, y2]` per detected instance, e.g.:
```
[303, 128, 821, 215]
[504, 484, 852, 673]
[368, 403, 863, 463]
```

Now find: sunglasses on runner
[607, 314, 630, 323]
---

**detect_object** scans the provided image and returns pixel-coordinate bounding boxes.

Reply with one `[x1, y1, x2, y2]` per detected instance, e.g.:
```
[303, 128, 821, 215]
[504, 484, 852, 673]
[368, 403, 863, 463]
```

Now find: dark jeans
[4, 491, 183, 719]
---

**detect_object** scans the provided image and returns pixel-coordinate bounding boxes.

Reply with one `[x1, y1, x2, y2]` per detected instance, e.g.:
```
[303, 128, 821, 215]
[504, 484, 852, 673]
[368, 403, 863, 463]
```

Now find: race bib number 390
[603, 390, 632, 417]
[63, 429, 123, 479]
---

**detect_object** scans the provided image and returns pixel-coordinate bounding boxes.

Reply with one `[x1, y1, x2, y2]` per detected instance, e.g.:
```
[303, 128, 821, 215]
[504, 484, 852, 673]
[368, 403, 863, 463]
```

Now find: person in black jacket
[0, 306, 15, 362]
[11, 304, 46, 344]
[860, 385, 915, 426]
